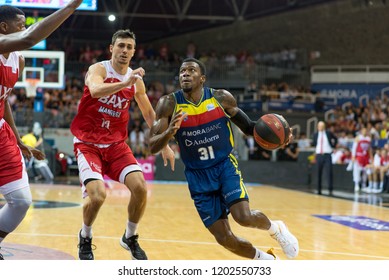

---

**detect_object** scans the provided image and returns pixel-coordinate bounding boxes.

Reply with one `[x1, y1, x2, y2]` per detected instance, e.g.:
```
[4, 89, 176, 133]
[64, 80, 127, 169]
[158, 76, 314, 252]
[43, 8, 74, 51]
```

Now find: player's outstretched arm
[0, 0, 83, 53]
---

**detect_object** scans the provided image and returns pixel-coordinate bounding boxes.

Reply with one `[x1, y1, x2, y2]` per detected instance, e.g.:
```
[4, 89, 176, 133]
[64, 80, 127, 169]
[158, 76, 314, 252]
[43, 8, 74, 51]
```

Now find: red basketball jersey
[0, 52, 20, 118]
[71, 60, 136, 144]
[355, 135, 371, 166]
[0, 52, 27, 192]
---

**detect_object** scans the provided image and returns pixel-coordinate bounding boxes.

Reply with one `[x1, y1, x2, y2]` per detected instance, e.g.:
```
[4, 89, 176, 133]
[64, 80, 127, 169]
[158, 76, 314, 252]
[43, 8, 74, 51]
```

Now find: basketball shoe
[270, 221, 299, 259]
[120, 232, 147, 260]
[0, 250, 3, 260]
[78, 230, 94, 260]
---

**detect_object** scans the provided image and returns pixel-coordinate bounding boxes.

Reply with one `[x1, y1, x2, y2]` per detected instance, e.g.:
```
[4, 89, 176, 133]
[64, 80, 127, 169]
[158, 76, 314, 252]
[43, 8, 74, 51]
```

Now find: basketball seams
[253, 129, 280, 150]
[272, 114, 287, 145]
[274, 114, 290, 145]
[253, 113, 290, 150]
[262, 114, 284, 145]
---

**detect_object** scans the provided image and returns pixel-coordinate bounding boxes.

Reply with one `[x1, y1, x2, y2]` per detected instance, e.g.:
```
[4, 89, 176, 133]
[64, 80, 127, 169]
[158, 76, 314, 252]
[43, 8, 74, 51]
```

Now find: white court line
[13, 232, 389, 260]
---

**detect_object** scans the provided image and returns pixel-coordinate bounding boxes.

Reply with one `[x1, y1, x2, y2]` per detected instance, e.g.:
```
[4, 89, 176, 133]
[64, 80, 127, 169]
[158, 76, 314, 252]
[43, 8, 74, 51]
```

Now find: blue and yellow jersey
[173, 87, 234, 169]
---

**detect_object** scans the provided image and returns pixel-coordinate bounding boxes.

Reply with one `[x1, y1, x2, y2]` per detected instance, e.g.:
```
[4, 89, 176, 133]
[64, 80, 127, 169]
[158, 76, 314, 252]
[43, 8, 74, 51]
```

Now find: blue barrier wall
[312, 83, 388, 106]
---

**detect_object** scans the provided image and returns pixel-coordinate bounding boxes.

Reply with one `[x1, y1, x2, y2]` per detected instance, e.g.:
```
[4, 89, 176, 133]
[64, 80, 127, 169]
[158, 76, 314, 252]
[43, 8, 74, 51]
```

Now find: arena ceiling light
[108, 14, 116, 22]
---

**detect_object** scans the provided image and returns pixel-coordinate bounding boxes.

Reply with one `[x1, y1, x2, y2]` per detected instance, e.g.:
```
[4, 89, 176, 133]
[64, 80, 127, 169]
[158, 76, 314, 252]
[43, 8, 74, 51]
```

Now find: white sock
[267, 221, 278, 235]
[81, 223, 92, 238]
[379, 182, 384, 189]
[125, 221, 138, 238]
[253, 248, 276, 260]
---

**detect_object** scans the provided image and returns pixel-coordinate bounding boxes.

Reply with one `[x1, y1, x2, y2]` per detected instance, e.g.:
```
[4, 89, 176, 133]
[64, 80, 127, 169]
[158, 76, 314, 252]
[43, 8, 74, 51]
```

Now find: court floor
[1, 181, 388, 260]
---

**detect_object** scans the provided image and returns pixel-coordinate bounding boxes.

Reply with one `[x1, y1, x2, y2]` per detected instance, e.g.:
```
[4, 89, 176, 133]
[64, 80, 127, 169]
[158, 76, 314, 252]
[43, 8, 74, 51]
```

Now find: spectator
[129, 122, 145, 150]
[297, 132, 311, 150]
[278, 140, 299, 161]
[22, 123, 54, 183]
[186, 41, 197, 58]
[351, 127, 372, 192]
[332, 147, 351, 165]
[312, 121, 338, 195]
[365, 147, 387, 193]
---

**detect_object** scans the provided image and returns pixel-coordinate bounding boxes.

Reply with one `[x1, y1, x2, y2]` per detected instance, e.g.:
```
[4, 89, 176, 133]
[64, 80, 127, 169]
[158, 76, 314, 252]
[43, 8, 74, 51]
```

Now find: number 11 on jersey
[101, 119, 110, 129]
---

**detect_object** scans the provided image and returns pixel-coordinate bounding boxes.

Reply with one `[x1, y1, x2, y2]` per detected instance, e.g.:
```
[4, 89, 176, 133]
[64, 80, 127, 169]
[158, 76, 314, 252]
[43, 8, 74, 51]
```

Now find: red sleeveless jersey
[0, 52, 20, 119]
[355, 135, 371, 166]
[70, 60, 136, 144]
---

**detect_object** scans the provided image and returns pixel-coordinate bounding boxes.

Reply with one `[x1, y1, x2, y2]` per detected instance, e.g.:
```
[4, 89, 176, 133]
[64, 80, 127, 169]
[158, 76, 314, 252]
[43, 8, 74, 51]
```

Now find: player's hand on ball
[281, 128, 294, 149]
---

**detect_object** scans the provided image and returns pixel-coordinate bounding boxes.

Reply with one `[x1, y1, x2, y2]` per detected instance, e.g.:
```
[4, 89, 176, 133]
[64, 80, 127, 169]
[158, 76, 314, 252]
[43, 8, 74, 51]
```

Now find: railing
[311, 65, 389, 83]
[291, 124, 301, 137]
[306, 117, 318, 138]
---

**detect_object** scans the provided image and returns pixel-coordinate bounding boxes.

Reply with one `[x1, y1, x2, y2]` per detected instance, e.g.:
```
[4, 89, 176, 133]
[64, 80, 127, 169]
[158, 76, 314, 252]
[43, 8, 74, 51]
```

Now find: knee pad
[0, 188, 32, 233]
[6, 187, 32, 210]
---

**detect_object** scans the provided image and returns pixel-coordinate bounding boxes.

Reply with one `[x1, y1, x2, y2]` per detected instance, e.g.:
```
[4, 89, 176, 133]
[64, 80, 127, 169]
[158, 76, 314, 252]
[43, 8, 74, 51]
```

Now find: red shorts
[0, 120, 29, 195]
[74, 140, 142, 187]
[357, 156, 370, 167]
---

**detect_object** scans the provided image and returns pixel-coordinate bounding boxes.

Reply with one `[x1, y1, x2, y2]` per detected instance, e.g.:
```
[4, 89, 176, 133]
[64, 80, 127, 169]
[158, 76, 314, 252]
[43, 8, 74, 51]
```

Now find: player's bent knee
[233, 212, 252, 227]
[131, 183, 147, 198]
[126, 176, 147, 195]
[89, 192, 106, 206]
[236, 216, 252, 227]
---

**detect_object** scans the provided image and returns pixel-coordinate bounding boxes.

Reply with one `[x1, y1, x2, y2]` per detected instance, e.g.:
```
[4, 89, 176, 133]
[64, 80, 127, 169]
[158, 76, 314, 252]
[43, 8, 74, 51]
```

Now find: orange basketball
[253, 113, 290, 150]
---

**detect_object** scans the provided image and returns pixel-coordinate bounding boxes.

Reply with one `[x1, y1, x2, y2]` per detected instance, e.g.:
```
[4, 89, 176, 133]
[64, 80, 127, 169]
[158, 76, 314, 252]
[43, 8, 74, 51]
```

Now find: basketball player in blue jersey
[149, 58, 299, 260]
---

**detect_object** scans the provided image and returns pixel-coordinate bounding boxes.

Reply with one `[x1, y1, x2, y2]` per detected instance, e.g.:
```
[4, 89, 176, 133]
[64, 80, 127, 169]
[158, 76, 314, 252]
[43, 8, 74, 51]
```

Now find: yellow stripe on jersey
[226, 121, 235, 148]
[228, 154, 248, 199]
[172, 93, 179, 119]
[176, 97, 222, 116]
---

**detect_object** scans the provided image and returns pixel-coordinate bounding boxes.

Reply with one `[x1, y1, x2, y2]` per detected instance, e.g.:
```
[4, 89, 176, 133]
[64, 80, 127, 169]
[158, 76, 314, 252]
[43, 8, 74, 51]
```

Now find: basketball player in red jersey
[351, 127, 372, 192]
[149, 58, 299, 260]
[70, 29, 175, 260]
[0, 1, 83, 260]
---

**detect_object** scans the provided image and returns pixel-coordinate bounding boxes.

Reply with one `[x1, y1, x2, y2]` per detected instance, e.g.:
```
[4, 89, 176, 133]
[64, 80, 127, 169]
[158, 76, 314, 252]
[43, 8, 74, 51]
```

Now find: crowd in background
[62, 41, 302, 70]
[238, 95, 389, 168]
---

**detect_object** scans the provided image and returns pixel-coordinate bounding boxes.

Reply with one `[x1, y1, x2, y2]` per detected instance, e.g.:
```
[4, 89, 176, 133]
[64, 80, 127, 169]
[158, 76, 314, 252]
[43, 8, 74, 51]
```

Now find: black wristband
[230, 109, 256, 136]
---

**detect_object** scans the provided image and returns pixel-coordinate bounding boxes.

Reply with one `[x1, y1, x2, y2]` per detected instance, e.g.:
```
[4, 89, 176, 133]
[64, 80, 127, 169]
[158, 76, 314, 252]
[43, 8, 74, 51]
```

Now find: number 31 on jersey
[198, 146, 215, 160]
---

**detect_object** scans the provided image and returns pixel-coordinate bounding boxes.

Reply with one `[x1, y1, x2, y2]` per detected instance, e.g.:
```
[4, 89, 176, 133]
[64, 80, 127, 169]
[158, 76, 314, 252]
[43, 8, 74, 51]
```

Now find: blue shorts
[184, 154, 249, 227]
